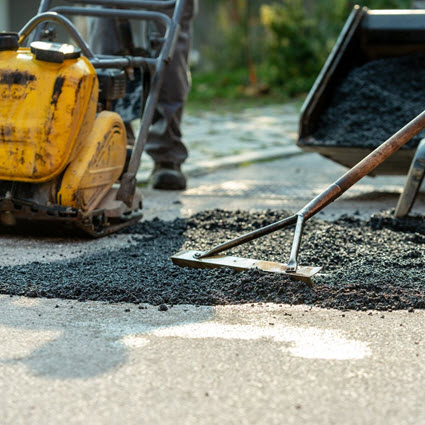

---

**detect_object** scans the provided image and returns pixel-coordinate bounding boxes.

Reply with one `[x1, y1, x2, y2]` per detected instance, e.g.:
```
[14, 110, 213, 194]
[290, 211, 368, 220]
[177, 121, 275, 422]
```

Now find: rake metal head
[171, 250, 321, 286]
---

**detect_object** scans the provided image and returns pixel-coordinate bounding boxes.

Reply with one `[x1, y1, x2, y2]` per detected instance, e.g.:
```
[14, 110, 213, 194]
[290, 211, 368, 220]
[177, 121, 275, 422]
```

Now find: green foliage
[260, 0, 355, 94]
[192, 0, 413, 102]
[260, 0, 334, 94]
[190, 69, 248, 101]
[201, 0, 267, 73]
[260, 0, 412, 95]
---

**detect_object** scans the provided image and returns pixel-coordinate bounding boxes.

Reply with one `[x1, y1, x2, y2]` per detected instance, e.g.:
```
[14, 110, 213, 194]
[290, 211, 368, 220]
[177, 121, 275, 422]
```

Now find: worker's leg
[88, 2, 195, 166]
[146, 0, 195, 167]
[87, 1, 195, 189]
[87, 16, 123, 55]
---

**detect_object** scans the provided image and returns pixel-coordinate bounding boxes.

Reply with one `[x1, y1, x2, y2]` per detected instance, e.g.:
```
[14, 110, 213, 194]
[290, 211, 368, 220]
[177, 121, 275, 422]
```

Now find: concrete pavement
[1, 297, 424, 425]
[1, 103, 425, 424]
[136, 103, 301, 182]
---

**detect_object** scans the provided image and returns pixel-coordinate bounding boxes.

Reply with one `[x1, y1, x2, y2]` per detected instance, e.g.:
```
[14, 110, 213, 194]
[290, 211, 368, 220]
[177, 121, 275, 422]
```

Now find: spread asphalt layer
[313, 54, 425, 149]
[0, 209, 424, 311]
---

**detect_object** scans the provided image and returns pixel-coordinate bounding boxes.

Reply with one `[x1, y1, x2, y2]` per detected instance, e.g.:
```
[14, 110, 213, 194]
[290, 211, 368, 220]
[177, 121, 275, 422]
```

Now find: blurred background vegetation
[190, 0, 413, 104]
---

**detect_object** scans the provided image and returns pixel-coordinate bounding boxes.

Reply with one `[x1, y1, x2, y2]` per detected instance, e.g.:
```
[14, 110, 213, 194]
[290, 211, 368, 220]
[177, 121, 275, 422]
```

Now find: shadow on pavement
[0, 296, 214, 379]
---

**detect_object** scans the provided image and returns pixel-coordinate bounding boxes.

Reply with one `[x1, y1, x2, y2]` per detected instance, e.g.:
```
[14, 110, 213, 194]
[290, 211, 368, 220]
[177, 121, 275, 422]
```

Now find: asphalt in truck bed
[0, 209, 424, 311]
[313, 54, 425, 149]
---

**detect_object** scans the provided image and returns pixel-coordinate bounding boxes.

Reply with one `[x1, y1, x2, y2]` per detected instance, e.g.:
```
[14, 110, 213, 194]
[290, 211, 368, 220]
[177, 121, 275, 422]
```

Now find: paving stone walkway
[136, 103, 301, 182]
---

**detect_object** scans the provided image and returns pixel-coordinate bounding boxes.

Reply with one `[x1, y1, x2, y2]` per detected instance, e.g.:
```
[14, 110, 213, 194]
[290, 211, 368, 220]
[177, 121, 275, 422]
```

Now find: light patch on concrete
[0, 234, 139, 267]
[343, 185, 402, 196]
[9, 297, 42, 308]
[0, 326, 60, 361]
[121, 334, 150, 348]
[185, 180, 265, 197]
[122, 322, 371, 361]
[279, 327, 371, 360]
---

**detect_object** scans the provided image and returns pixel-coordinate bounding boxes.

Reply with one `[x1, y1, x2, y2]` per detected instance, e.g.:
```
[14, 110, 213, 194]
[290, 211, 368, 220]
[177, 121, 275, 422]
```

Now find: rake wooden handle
[199, 109, 425, 259]
[300, 108, 425, 220]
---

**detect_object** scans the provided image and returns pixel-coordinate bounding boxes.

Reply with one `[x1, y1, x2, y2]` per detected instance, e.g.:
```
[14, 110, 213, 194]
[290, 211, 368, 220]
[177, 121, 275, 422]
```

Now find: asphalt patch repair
[0, 209, 424, 311]
[313, 54, 425, 149]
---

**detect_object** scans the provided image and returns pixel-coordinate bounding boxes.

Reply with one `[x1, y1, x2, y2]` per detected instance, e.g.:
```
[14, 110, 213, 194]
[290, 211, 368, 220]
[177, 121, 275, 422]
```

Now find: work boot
[151, 162, 187, 190]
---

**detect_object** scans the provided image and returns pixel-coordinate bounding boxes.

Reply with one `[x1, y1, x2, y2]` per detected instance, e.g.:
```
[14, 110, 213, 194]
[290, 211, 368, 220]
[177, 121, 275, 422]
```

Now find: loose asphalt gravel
[0, 209, 424, 311]
[313, 54, 425, 149]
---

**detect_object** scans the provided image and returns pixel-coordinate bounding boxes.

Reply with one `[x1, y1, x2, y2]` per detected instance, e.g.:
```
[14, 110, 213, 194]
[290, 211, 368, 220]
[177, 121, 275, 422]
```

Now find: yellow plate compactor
[0, 0, 186, 236]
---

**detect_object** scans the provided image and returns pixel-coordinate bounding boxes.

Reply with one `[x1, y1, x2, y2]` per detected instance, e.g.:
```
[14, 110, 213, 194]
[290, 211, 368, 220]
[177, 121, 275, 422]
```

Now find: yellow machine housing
[58, 111, 127, 212]
[0, 45, 128, 215]
[0, 47, 98, 183]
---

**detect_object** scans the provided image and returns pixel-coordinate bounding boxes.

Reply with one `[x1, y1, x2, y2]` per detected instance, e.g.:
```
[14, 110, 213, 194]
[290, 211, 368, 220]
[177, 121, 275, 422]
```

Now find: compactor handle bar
[62, 0, 176, 9]
[19, 11, 174, 65]
[39, 0, 177, 12]
[21, 0, 185, 65]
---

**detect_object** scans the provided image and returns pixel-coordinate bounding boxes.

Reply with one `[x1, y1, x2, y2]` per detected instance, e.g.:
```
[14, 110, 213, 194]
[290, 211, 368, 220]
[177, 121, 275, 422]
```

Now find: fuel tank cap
[0, 32, 19, 51]
[30, 41, 81, 63]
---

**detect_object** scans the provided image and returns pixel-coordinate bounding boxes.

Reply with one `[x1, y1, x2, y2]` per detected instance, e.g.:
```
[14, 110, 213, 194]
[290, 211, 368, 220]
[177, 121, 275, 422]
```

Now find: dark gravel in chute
[313, 54, 425, 149]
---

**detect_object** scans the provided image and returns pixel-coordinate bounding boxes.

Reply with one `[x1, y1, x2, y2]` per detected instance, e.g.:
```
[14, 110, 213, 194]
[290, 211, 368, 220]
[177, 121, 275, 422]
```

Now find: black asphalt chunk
[313, 54, 425, 149]
[0, 209, 424, 311]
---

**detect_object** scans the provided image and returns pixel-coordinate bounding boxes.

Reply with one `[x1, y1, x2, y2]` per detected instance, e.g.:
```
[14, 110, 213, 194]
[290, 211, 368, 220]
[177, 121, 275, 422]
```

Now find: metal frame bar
[32, 0, 182, 64]
[48, 7, 171, 28]
[19, 13, 95, 58]
[116, 0, 185, 204]
[35, 0, 174, 42]
[37, 0, 176, 13]
[62, 0, 176, 9]
[19, 13, 159, 67]
[395, 138, 425, 217]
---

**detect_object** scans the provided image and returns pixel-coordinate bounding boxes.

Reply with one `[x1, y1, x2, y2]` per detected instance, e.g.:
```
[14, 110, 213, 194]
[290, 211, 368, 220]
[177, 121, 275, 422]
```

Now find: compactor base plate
[0, 190, 143, 238]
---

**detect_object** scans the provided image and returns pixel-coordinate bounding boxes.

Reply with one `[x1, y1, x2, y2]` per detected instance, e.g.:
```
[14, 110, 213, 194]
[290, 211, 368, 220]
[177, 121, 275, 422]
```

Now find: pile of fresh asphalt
[313, 54, 425, 149]
[0, 209, 424, 311]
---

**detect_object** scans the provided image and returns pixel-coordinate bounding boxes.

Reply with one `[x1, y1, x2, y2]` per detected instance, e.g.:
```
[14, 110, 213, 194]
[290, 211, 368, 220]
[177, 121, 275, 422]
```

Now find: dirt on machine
[0, 0, 186, 236]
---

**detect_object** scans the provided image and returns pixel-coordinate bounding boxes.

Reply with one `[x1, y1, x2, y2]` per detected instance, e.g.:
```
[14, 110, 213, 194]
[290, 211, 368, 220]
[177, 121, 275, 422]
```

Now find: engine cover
[0, 45, 98, 182]
[57, 111, 127, 213]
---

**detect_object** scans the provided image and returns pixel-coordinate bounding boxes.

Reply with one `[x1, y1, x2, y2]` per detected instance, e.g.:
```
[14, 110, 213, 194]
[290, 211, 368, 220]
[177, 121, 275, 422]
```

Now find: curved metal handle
[19, 12, 95, 59]
[49, 6, 171, 28]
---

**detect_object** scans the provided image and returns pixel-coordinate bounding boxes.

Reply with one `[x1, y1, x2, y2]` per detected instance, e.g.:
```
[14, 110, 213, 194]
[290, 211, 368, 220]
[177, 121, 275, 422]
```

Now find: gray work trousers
[88, 0, 195, 165]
